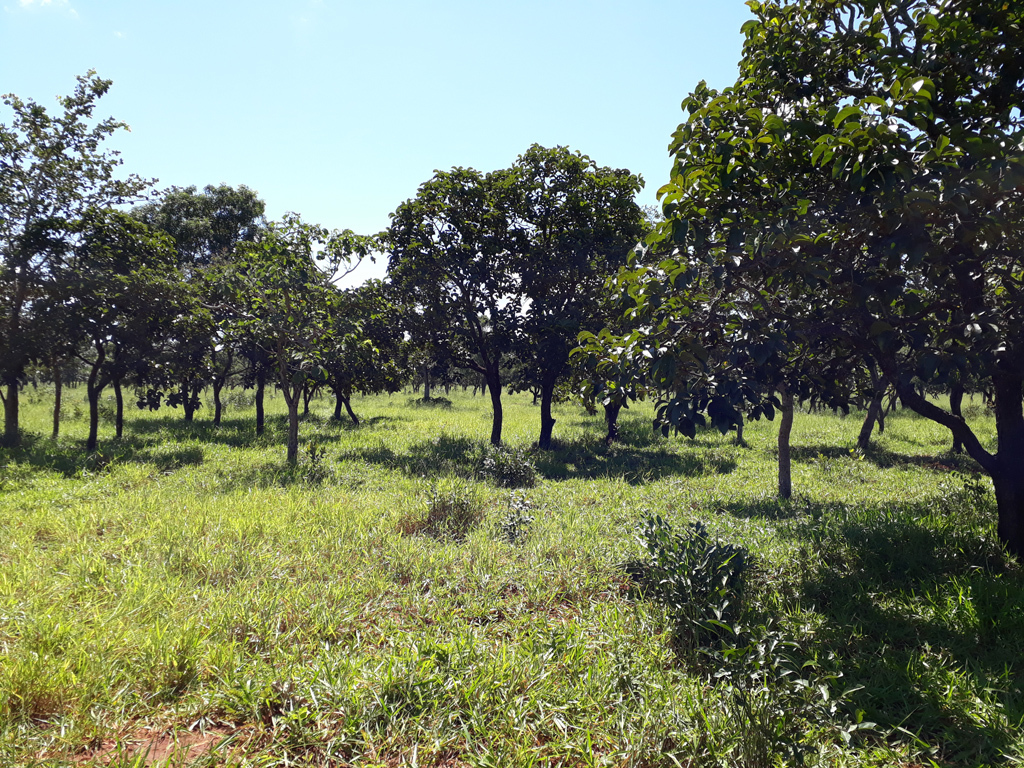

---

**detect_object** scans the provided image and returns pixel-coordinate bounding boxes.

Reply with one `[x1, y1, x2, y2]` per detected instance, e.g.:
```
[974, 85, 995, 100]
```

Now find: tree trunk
[85, 345, 106, 453]
[950, 382, 965, 454]
[255, 375, 266, 436]
[604, 400, 622, 445]
[114, 378, 124, 439]
[423, 367, 431, 401]
[52, 361, 62, 440]
[341, 395, 360, 426]
[277, 342, 300, 465]
[87, 383, 101, 453]
[213, 380, 224, 426]
[734, 419, 745, 446]
[211, 347, 232, 427]
[2, 381, 19, 448]
[538, 375, 558, 450]
[285, 394, 300, 465]
[182, 384, 197, 422]
[333, 393, 343, 421]
[993, 375, 1024, 557]
[993, 469, 1024, 560]
[894, 370, 1023, 557]
[857, 392, 883, 451]
[878, 399, 891, 434]
[486, 369, 503, 447]
[778, 385, 794, 500]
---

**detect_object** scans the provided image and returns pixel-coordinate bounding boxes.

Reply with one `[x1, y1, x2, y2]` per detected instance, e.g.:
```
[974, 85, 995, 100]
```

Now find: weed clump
[629, 516, 747, 650]
[398, 479, 484, 542]
[407, 396, 453, 409]
[477, 444, 537, 488]
[496, 493, 535, 544]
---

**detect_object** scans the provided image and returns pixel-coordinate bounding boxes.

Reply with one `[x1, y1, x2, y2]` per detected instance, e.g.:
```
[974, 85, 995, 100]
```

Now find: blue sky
[2, 0, 754, 282]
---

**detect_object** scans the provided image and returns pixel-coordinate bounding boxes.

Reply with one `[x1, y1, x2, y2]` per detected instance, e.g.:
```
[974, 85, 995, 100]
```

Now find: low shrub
[497, 493, 535, 545]
[628, 516, 748, 650]
[477, 444, 537, 488]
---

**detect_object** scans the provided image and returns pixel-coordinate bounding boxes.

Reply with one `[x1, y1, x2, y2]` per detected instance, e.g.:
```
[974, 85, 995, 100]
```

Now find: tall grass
[0, 386, 1018, 766]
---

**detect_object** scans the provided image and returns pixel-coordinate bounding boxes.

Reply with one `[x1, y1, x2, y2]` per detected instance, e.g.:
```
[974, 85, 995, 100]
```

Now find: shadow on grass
[0, 413, 402, 481]
[718, 492, 1021, 766]
[790, 442, 982, 473]
[0, 430, 207, 479]
[343, 428, 737, 485]
[535, 438, 736, 484]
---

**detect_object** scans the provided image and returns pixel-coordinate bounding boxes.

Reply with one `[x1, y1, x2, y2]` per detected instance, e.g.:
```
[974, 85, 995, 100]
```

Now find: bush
[629, 516, 747, 649]
[477, 444, 537, 489]
[497, 493, 535, 545]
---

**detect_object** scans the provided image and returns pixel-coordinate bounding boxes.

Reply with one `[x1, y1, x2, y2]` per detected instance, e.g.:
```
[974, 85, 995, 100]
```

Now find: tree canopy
[588, 0, 1024, 552]
[0, 71, 150, 446]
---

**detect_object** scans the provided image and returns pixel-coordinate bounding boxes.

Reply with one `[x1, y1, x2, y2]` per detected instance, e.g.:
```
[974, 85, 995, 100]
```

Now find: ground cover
[0, 387, 1020, 767]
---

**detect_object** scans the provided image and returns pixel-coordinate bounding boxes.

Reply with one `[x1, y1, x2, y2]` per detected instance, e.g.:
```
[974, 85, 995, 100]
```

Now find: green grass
[0, 386, 1020, 766]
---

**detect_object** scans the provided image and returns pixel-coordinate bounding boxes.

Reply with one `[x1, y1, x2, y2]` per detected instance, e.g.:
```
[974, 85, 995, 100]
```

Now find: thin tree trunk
[341, 395, 360, 426]
[213, 383, 223, 426]
[182, 384, 197, 422]
[286, 396, 300, 464]
[302, 384, 312, 417]
[538, 375, 558, 450]
[878, 399, 891, 434]
[2, 381, 19, 448]
[52, 360, 62, 440]
[333, 392, 343, 421]
[87, 383, 101, 453]
[487, 368, 503, 447]
[950, 382, 965, 454]
[778, 384, 794, 500]
[423, 367, 431, 401]
[114, 377, 124, 439]
[604, 400, 622, 445]
[734, 419, 745, 446]
[212, 348, 232, 427]
[857, 392, 883, 451]
[278, 342, 300, 465]
[85, 344, 107, 453]
[255, 374, 266, 436]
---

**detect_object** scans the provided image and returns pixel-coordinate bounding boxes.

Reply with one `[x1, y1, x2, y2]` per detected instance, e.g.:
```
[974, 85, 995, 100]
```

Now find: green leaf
[833, 105, 861, 128]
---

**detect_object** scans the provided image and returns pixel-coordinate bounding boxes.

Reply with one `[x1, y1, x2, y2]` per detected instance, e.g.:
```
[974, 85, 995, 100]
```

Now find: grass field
[0, 386, 1021, 767]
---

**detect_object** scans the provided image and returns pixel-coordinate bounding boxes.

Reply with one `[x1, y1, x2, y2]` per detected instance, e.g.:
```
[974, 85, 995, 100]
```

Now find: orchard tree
[227, 215, 373, 464]
[387, 167, 520, 445]
[508, 144, 645, 449]
[52, 209, 188, 451]
[0, 71, 150, 446]
[596, 1, 1024, 551]
[322, 280, 405, 425]
[134, 184, 266, 422]
[132, 184, 265, 271]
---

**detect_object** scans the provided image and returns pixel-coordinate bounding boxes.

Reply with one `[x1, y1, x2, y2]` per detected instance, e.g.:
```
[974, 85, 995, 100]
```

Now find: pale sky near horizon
[2, 0, 754, 283]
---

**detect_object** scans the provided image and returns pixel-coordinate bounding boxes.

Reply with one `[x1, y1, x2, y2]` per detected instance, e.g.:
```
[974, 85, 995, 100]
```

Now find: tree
[133, 184, 266, 423]
[597, 1, 1024, 552]
[0, 71, 149, 447]
[387, 167, 520, 445]
[507, 144, 645, 450]
[226, 215, 373, 464]
[323, 280, 404, 425]
[50, 209, 186, 451]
